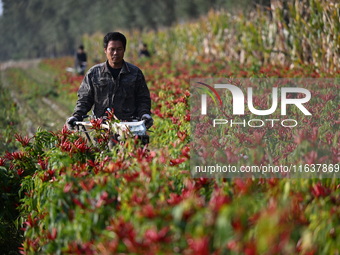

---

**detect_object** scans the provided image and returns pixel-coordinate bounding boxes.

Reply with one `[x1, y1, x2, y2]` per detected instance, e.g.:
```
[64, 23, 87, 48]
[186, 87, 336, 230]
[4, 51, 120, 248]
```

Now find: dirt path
[0, 59, 41, 71]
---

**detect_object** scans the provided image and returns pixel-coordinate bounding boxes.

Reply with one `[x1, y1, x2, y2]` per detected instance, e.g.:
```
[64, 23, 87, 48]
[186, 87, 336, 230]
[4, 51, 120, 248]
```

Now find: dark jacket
[72, 60, 151, 121]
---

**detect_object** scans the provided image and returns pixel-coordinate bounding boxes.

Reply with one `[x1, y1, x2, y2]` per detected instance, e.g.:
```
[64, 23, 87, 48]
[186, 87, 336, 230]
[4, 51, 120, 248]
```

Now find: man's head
[103, 32, 127, 50]
[104, 32, 126, 68]
[77, 45, 84, 53]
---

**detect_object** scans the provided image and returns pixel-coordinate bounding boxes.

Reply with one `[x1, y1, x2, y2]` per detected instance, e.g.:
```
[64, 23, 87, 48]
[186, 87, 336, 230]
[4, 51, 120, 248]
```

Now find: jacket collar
[102, 60, 130, 74]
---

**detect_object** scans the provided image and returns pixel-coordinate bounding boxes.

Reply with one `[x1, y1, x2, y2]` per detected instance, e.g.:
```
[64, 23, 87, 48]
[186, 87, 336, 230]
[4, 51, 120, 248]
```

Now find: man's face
[104, 40, 125, 67]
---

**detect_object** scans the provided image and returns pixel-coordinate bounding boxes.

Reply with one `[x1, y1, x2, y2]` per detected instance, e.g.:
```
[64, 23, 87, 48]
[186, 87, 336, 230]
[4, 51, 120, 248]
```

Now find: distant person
[139, 43, 151, 58]
[66, 32, 153, 130]
[75, 45, 87, 75]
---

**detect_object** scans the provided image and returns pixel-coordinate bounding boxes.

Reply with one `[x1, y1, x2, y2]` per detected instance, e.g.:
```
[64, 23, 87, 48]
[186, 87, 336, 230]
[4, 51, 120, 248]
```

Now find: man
[66, 32, 153, 130]
[75, 45, 87, 75]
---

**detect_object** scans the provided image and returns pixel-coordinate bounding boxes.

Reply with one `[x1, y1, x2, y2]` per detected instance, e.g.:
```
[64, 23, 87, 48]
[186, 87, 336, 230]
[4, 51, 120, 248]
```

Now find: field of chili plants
[0, 55, 339, 254]
[0, 1, 339, 254]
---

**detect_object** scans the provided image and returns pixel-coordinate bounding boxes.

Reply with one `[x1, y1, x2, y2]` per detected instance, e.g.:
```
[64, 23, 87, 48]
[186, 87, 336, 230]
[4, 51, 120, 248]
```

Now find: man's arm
[135, 70, 151, 118]
[73, 73, 94, 120]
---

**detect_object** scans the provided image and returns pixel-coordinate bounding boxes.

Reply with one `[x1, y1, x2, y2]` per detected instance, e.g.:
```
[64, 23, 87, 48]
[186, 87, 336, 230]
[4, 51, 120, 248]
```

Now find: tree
[0, 0, 260, 61]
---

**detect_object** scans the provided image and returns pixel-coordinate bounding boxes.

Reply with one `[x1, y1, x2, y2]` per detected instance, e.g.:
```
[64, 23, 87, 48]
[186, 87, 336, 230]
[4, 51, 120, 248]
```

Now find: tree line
[0, 0, 270, 61]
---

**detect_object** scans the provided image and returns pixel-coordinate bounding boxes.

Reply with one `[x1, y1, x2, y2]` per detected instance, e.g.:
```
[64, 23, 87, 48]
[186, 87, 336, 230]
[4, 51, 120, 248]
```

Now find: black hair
[78, 45, 84, 50]
[103, 32, 127, 50]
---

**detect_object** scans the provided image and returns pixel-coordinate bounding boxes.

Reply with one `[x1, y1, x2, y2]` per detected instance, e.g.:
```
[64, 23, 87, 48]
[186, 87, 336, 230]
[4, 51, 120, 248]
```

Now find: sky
[0, 1, 3, 16]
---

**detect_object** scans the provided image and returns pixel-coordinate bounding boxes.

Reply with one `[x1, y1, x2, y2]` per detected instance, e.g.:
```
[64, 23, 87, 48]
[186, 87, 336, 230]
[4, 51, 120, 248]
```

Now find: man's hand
[66, 116, 78, 130]
[141, 114, 153, 129]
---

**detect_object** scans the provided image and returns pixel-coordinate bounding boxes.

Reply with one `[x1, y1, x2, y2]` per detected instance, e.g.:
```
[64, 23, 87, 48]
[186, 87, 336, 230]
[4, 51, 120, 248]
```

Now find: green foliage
[0, 84, 20, 154]
[0, 0, 261, 61]
[0, 166, 23, 255]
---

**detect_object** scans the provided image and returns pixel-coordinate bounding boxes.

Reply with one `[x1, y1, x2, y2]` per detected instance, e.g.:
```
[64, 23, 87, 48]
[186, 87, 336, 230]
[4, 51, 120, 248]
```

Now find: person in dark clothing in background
[139, 43, 151, 58]
[75, 45, 87, 75]
[66, 32, 153, 130]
